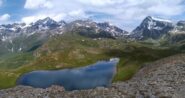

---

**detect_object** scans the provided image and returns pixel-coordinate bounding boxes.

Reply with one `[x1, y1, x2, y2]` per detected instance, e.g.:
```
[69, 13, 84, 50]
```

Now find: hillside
[1, 53, 185, 98]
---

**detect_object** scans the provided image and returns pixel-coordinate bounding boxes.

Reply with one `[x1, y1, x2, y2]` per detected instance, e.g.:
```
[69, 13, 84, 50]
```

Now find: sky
[0, 0, 185, 31]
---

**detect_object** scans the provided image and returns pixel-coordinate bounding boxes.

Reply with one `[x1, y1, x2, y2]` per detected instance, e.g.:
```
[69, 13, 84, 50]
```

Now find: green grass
[0, 70, 19, 89]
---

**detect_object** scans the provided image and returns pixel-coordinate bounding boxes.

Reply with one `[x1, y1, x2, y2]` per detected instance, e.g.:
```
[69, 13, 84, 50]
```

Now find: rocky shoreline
[1, 54, 185, 98]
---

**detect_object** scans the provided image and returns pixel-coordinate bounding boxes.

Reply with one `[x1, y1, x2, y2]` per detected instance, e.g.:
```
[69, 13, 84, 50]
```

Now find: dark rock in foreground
[1, 54, 185, 98]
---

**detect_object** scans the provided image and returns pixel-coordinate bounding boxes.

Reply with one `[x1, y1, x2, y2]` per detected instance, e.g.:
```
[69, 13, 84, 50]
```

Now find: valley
[0, 16, 184, 90]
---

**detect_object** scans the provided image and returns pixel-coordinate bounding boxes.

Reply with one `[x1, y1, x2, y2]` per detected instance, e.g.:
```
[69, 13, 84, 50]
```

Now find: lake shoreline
[16, 58, 119, 91]
[1, 54, 185, 98]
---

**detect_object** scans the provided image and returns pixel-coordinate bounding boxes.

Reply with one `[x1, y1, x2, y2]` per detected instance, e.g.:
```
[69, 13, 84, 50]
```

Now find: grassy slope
[0, 53, 34, 69]
[0, 33, 181, 89]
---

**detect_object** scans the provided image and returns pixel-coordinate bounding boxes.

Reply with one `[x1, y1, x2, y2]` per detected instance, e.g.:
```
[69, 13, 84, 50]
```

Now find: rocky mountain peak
[65, 20, 128, 38]
[97, 22, 129, 36]
[33, 17, 59, 28]
[131, 16, 174, 39]
[140, 16, 173, 30]
[22, 17, 67, 34]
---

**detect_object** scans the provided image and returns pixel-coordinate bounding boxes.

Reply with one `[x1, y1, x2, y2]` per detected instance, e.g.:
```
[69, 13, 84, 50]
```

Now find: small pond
[17, 58, 119, 91]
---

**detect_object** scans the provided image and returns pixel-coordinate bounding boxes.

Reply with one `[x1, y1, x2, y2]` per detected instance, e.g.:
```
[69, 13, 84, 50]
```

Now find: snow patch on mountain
[151, 16, 172, 23]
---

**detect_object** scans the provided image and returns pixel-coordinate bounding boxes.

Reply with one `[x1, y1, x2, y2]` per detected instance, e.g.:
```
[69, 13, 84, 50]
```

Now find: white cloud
[0, 14, 10, 23]
[22, 13, 66, 24]
[22, 0, 185, 31]
[21, 16, 38, 24]
[76, 0, 124, 6]
[21, 10, 89, 24]
[24, 0, 53, 9]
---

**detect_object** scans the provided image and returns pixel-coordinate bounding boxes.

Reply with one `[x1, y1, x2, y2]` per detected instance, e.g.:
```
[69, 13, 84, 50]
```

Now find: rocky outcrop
[114, 54, 185, 98]
[1, 54, 185, 98]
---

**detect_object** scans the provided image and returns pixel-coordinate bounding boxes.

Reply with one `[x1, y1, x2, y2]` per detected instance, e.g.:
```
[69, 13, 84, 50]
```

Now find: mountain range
[0, 17, 130, 54]
[1, 16, 185, 53]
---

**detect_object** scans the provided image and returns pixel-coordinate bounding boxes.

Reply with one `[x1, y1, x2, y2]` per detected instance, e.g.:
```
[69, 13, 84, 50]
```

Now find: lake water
[17, 58, 119, 91]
